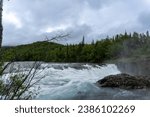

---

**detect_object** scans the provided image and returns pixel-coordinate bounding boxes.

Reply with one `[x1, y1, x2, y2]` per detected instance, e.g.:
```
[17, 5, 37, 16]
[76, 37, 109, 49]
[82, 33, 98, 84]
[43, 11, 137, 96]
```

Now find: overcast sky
[2, 0, 150, 46]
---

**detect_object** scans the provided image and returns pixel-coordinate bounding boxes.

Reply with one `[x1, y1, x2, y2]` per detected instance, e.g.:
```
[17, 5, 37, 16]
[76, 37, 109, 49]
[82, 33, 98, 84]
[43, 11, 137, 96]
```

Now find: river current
[2, 62, 150, 100]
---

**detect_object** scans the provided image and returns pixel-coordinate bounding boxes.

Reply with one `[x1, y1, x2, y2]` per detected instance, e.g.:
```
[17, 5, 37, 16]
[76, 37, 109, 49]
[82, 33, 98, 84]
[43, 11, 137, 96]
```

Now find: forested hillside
[1, 31, 150, 63]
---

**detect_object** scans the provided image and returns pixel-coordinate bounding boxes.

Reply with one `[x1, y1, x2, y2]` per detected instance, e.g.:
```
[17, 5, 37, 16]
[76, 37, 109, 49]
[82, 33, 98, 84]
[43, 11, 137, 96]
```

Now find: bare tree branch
[44, 33, 70, 42]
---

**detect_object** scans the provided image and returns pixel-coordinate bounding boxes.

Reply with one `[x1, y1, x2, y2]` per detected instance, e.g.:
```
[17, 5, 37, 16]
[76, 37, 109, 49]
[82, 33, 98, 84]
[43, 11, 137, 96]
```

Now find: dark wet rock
[96, 73, 150, 89]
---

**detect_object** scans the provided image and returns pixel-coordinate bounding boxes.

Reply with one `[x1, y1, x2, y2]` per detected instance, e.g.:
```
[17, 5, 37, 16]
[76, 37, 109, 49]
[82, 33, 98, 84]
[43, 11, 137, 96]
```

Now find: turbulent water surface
[3, 62, 150, 100]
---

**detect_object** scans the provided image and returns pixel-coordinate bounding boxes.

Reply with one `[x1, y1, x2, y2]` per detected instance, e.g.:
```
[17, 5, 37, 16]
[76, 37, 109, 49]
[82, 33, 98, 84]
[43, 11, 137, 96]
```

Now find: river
[2, 62, 150, 100]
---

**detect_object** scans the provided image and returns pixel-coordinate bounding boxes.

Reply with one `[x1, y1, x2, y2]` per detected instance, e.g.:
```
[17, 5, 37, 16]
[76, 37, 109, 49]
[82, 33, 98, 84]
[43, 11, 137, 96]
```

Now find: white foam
[2, 63, 150, 100]
[35, 64, 121, 99]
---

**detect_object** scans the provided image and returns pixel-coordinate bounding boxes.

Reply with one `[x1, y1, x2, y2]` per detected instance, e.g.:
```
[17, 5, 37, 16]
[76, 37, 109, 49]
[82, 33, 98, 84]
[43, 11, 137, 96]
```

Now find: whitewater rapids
[2, 63, 150, 100]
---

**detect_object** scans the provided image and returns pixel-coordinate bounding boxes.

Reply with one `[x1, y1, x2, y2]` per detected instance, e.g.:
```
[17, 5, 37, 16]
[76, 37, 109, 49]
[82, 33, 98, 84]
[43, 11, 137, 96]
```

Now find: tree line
[1, 31, 150, 63]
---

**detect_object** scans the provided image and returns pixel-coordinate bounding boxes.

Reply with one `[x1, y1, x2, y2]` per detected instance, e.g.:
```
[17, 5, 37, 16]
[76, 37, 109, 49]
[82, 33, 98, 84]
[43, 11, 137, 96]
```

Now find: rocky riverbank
[96, 73, 150, 89]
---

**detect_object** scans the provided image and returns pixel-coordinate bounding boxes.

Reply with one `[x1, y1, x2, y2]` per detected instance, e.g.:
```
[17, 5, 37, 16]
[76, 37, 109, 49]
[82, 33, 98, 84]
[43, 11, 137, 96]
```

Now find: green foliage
[1, 31, 150, 63]
[0, 61, 42, 100]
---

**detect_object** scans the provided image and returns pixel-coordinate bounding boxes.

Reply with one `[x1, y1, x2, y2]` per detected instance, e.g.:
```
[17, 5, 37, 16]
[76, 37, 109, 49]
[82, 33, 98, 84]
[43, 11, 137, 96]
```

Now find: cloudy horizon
[2, 0, 150, 46]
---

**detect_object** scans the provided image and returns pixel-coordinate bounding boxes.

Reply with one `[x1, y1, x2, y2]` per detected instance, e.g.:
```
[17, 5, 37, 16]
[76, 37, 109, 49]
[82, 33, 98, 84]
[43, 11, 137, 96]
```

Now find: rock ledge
[97, 73, 150, 89]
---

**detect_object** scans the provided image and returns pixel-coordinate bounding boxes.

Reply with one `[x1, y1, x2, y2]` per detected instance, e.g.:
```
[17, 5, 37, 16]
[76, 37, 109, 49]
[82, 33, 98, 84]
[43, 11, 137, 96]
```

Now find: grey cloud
[40, 24, 93, 44]
[83, 0, 115, 9]
[5, 0, 83, 26]
[3, 0, 92, 45]
[138, 11, 150, 29]
[64, 24, 93, 43]
[3, 24, 38, 45]
[3, 0, 150, 46]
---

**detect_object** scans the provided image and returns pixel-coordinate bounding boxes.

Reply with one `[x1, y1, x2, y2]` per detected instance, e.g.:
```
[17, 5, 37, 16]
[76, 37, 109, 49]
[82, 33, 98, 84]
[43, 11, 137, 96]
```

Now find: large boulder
[96, 73, 150, 89]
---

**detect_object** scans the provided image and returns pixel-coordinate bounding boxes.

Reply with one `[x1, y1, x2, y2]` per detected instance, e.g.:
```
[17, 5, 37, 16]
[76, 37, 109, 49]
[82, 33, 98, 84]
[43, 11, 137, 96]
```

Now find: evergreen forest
[1, 31, 150, 63]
